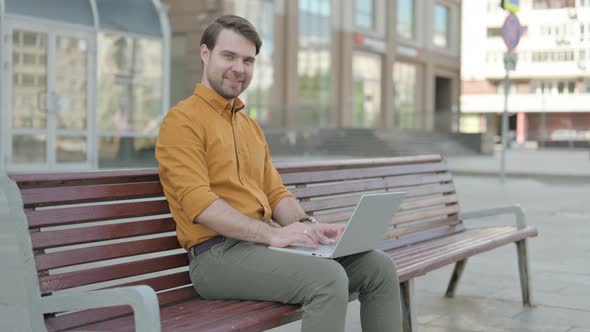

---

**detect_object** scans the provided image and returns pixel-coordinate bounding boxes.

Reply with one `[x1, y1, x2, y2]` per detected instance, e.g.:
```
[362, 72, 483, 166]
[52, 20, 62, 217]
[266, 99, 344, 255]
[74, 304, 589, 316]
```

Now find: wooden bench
[2, 154, 538, 332]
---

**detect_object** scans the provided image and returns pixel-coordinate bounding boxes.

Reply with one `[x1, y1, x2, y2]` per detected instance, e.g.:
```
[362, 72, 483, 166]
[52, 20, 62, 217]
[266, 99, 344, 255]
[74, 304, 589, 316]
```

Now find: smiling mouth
[225, 78, 243, 87]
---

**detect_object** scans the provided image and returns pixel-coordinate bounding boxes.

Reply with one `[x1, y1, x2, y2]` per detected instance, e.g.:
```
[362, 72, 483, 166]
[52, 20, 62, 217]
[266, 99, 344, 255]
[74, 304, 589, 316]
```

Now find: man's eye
[224, 54, 233, 60]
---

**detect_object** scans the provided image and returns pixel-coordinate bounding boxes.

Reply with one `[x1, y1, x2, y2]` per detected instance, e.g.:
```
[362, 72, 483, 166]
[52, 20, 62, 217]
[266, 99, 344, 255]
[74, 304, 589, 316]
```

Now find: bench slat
[395, 226, 538, 282]
[194, 305, 301, 332]
[301, 183, 457, 213]
[275, 155, 443, 173]
[39, 253, 187, 293]
[30, 217, 176, 250]
[392, 205, 459, 226]
[10, 169, 158, 187]
[394, 227, 511, 265]
[400, 194, 458, 211]
[378, 224, 465, 251]
[114, 271, 191, 292]
[20, 181, 164, 208]
[26, 200, 170, 228]
[35, 235, 182, 271]
[290, 173, 452, 199]
[281, 162, 448, 185]
[385, 217, 460, 238]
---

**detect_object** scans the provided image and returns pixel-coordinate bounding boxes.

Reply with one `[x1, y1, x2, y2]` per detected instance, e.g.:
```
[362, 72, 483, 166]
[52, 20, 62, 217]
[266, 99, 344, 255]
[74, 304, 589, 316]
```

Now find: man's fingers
[300, 232, 319, 248]
[317, 233, 334, 245]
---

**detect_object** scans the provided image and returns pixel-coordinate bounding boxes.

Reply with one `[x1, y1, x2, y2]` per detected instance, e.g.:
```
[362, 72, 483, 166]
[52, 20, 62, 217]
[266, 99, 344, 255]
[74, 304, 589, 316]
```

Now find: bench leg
[400, 280, 416, 332]
[445, 259, 467, 298]
[516, 239, 533, 306]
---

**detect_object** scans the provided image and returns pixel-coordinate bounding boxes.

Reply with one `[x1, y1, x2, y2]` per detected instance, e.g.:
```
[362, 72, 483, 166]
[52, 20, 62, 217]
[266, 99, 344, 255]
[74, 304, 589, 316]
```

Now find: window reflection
[57, 136, 87, 162]
[12, 134, 46, 163]
[299, 0, 332, 128]
[352, 52, 382, 128]
[98, 33, 163, 168]
[355, 0, 375, 30]
[433, 4, 450, 48]
[393, 62, 417, 129]
[235, 0, 275, 126]
[397, 0, 415, 40]
[98, 136, 157, 168]
[56, 36, 88, 130]
[98, 33, 163, 134]
[11, 30, 48, 129]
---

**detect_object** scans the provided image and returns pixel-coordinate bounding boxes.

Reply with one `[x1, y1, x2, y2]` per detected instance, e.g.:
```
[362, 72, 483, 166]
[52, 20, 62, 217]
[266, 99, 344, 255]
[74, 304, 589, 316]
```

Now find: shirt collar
[194, 83, 245, 114]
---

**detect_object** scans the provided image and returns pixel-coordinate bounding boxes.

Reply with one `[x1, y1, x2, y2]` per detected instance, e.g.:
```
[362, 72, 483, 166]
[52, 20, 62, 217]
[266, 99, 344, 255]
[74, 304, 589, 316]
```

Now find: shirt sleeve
[261, 137, 293, 210]
[156, 108, 219, 223]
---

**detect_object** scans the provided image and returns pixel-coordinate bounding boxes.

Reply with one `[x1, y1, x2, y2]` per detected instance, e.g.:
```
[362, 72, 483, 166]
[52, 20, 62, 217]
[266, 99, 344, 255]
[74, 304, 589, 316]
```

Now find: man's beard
[209, 73, 249, 100]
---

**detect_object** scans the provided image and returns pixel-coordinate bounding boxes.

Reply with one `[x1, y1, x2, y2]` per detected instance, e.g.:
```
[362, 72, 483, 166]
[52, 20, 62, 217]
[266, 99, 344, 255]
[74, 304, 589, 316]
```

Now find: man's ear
[200, 44, 210, 66]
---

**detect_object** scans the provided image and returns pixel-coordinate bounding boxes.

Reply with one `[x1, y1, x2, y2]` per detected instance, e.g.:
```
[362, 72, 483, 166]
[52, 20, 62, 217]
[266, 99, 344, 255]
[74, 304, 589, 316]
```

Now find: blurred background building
[163, 0, 472, 161]
[0, 0, 170, 172]
[1, 0, 469, 172]
[462, 0, 590, 149]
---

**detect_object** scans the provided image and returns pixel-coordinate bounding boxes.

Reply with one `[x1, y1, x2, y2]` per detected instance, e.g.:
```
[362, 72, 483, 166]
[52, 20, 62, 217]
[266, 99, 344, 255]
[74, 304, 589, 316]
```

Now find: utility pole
[499, 7, 523, 183]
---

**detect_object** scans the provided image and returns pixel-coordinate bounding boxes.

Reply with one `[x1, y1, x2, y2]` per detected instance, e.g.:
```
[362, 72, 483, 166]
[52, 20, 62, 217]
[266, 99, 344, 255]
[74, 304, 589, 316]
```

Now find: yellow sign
[501, 0, 520, 13]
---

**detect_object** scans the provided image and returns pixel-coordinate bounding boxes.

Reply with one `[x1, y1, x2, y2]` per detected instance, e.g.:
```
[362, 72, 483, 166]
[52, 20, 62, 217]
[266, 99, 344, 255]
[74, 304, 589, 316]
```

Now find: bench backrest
[8, 154, 460, 331]
[276, 155, 462, 249]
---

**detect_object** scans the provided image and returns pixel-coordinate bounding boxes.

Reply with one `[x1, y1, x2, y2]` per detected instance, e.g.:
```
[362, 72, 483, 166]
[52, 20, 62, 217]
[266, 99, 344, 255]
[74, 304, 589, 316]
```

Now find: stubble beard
[208, 71, 250, 100]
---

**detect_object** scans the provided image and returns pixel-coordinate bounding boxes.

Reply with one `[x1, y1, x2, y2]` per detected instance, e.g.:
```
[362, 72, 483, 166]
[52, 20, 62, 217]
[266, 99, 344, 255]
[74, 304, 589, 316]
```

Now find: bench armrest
[459, 204, 527, 229]
[40, 285, 160, 332]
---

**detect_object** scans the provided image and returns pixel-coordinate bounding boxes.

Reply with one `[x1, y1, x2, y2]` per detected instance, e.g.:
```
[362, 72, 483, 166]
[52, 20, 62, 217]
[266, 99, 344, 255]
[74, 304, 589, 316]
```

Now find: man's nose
[231, 60, 245, 73]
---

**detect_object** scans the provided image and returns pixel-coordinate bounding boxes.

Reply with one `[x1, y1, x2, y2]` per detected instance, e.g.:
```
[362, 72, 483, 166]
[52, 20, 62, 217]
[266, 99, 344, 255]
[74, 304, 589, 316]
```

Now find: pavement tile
[514, 305, 590, 329]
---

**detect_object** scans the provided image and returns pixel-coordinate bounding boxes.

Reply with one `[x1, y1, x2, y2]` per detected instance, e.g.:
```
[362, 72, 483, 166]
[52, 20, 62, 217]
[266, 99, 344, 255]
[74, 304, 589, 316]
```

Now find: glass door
[5, 23, 94, 171]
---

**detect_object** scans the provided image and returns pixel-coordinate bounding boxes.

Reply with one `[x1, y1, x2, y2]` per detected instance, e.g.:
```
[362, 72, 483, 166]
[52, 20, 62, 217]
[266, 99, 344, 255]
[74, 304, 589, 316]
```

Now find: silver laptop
[269, 192, 405, 259]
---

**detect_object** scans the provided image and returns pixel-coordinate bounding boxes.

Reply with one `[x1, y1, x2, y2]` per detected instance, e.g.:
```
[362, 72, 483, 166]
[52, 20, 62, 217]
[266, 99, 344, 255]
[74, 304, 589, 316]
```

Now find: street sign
[501, 13, 523, 51]
[500, 0, 520, 13]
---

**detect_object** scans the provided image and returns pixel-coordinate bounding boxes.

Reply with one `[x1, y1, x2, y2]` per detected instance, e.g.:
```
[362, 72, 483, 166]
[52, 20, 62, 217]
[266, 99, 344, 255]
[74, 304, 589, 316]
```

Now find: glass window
[355, 0, 375, 30]
[97, 33, 163, 167]
[11, 30, 48, 130]
[397, 0, 415, 40]
[433, 3, 450, 48]
[352, 52, 382, 128]
[235, 0, 275, 126]
[393, 62, 417, 129]
[98, 33, 162, 134]
[298, 0, 332, 128]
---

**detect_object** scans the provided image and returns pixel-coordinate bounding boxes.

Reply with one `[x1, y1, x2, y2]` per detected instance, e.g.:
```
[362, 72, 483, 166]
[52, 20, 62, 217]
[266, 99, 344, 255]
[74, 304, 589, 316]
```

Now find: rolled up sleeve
[156, 108, 219, 223]
[262, 143, 292, 210]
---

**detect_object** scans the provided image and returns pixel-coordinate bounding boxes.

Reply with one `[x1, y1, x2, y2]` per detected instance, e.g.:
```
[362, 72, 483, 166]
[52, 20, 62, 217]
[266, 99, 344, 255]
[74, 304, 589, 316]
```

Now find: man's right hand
[268, 222, 346, 249]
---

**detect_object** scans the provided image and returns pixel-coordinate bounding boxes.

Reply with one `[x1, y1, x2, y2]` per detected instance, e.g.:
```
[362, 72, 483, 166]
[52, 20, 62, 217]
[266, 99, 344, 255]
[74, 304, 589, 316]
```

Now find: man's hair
[200, 15, 262, 55]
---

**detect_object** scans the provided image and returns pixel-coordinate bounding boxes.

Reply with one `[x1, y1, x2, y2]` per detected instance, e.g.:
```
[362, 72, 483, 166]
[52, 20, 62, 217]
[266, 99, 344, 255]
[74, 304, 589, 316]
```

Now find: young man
[156, 15, 402, 332]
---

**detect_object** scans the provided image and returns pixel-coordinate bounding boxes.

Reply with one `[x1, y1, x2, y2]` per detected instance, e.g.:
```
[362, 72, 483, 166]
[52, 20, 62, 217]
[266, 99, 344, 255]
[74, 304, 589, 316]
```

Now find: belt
[187, 236, 225, 262]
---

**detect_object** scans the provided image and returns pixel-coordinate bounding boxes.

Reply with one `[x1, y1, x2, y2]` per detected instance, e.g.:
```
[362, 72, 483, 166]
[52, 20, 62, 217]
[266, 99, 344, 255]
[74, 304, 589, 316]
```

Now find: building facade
[462, 0, 590, 147]
[0, 0, 462, 172]
[164, 0, 462, 132]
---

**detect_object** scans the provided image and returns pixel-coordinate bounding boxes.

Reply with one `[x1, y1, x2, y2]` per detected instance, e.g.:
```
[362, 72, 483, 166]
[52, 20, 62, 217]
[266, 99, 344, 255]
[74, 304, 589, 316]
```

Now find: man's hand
[269, 222, 346, 249]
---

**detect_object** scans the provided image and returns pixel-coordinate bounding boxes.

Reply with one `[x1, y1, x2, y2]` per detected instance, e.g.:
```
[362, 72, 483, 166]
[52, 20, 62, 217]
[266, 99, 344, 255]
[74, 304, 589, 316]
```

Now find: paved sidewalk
[445, 148, 590, 180]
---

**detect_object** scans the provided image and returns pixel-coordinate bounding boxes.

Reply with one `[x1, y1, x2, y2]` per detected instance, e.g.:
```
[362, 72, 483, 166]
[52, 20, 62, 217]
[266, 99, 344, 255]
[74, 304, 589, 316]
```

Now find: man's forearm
[194, 198, 274, 244]
[271, 196, 307, 227]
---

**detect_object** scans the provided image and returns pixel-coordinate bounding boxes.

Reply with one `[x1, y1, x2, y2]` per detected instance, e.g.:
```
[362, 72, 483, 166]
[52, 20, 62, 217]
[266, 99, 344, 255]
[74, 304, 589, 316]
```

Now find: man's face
[200, 29, 256, 100]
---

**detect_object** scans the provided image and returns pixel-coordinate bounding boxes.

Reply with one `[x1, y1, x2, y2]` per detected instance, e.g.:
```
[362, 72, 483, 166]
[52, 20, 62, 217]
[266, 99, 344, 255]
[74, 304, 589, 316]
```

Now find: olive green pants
[189, 238, 402, 332]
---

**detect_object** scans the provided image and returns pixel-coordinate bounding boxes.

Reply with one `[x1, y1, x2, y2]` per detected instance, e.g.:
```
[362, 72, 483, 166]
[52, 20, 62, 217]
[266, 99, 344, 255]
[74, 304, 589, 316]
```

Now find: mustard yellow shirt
[156, 84, 292, 249]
